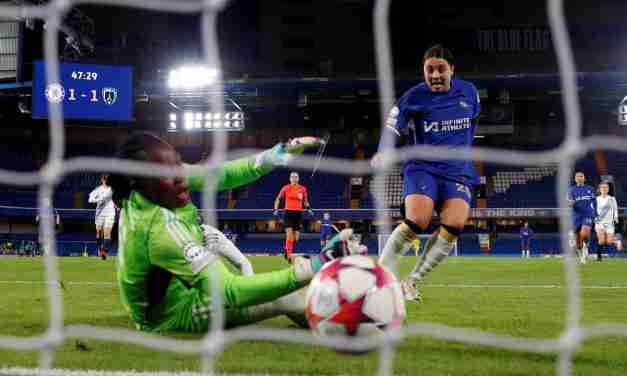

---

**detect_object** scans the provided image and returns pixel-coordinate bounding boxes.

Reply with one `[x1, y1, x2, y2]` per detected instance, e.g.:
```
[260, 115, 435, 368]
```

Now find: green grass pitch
[1, 255, 627, 375]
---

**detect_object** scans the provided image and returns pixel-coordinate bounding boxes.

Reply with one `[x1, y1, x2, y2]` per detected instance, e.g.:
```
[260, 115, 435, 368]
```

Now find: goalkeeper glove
[255, 137, 324, 169]
[201, 224, 254, 276]
[310, 228, 367, 273]
[273, 209, 279, 216]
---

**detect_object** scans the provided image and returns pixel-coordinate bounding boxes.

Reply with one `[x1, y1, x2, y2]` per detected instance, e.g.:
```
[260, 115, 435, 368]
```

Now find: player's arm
[331, 224, 340, 233]
[88, 187, 101, 203]
[613, 197, 619, 223]
[274, 187, 285, 212]
[303, 188, 314, 215]
[184, 156, 271, 193]
[591, 192, 598, 217]
[567, 189, 575, 207]
[472, 83, 482, 121]
[185, 139, 322, 192]
[372, 92, 413, 167]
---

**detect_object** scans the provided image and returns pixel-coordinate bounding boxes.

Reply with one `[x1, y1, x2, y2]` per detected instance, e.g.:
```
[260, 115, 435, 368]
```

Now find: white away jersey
[89, 185, 116, 217]
[596, 195, 618, 225]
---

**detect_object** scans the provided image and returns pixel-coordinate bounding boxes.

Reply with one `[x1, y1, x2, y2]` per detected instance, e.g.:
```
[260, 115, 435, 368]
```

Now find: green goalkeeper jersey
[117, 156, 304, 332]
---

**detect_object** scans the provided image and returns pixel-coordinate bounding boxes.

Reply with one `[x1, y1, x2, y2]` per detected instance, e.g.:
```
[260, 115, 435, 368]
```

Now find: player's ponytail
[109, 132, 169, 206]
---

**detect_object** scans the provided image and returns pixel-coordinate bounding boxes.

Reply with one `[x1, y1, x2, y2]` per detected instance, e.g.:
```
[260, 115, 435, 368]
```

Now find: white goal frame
[0, 0, 625, 375]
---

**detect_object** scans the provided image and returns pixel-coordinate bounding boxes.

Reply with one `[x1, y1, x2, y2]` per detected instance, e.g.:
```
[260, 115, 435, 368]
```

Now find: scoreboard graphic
[32, 61, 133, 122]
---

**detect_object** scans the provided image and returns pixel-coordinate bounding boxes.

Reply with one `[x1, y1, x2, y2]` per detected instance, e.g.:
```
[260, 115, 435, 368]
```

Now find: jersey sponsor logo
[423, 117, 472, 133]
[459, 100, 469, 109]
[425, 121, 439, 132]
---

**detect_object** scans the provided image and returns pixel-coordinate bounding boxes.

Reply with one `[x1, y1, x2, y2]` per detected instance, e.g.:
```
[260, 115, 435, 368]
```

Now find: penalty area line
[1, 281, 627, 289]
[424, 283, 627, 289]
[0, 368, 250, 376]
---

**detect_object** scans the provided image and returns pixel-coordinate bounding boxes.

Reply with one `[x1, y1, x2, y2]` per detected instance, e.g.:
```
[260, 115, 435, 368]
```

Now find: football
[305, 255, 406, 339]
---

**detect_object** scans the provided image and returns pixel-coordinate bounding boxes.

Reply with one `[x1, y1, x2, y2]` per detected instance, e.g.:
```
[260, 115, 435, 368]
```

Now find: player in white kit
[88, 174, 116, 260]
[595, 181, 618, 261]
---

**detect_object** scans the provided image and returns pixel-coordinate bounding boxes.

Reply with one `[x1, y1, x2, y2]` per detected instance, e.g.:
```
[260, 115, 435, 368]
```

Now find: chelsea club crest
[102, 87, 118, 105]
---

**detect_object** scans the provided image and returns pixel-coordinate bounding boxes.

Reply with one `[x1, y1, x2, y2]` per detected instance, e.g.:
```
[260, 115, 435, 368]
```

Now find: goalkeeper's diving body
[373, 45, 480, 302]
[110, 132, 357, 332]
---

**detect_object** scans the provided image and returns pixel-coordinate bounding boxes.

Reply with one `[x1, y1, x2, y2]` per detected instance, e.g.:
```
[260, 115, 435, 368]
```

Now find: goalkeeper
[110, 132, 357, 332]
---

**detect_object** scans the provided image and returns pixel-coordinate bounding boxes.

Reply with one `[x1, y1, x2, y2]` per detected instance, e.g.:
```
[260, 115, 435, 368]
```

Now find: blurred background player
[88, 174, 116, 260]
[520, 221, 533, 258]
[319, 212, 339, 248]
[567, 171, 596, 264]
[273, 172, 313, 263]
[373, 44, 480, 302]
[595, 181, 618, 262]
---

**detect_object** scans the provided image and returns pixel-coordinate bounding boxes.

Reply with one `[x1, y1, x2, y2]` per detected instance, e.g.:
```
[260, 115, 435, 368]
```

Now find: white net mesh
[0, 0, 625, 375]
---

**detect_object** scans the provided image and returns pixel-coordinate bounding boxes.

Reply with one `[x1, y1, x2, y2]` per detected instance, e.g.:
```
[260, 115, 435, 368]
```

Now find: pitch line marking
[2, 281, 627, 289]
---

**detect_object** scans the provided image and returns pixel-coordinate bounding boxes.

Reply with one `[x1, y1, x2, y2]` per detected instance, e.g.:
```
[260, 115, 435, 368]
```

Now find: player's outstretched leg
[242, 286, 309, 328]
[224, 229, 359, 328]
[378, 221, 417, 276]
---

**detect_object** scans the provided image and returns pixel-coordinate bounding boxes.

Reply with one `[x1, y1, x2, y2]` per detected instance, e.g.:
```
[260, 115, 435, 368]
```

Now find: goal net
[0, 0, 623, 375]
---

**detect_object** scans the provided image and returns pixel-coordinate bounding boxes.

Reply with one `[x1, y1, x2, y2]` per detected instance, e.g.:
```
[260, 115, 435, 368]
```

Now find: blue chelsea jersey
[520, 227, 533, 239]
[385, 79, 481, 186]
[568, 184, 596, 218]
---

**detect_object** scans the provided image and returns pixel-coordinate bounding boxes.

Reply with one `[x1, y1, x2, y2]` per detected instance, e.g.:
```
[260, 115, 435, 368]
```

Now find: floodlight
[168, 66, 219, 89]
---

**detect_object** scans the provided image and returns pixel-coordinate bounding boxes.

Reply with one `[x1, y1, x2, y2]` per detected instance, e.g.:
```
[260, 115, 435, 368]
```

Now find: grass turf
[1, 255, 627, 375]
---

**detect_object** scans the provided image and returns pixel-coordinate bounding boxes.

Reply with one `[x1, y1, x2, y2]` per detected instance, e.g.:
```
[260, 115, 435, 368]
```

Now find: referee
[274, 172, 313, 262]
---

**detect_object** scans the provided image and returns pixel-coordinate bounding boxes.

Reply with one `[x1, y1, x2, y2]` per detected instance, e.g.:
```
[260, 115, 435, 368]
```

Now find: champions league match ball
[305, 255, 406, 343]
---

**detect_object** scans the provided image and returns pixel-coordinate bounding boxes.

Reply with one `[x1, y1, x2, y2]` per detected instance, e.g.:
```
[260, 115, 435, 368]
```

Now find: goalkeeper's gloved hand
[273, 209, 279, 217]
[307, 208, 314, 217]
[255, 137, 324, 169]
[201, 224, 254, 275]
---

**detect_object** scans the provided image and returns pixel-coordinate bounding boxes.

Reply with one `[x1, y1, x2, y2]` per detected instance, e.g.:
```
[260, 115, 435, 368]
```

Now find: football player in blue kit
[568, 171, 596, 264]
[374, 45, 480, 302]
[320, 212, 340, 248]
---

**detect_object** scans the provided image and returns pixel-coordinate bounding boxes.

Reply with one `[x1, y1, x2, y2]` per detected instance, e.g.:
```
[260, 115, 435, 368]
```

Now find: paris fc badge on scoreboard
[102, 87, 118, 105]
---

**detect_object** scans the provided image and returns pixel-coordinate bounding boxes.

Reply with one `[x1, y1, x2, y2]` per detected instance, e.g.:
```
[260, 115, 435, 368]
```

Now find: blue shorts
[403, 170, 472, 208]
[521, 239, 531, 249]
[573, 216, 593, 232]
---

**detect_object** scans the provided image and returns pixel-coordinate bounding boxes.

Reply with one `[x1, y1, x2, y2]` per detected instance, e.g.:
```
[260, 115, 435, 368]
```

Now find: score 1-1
[67, 88, 99, 103]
